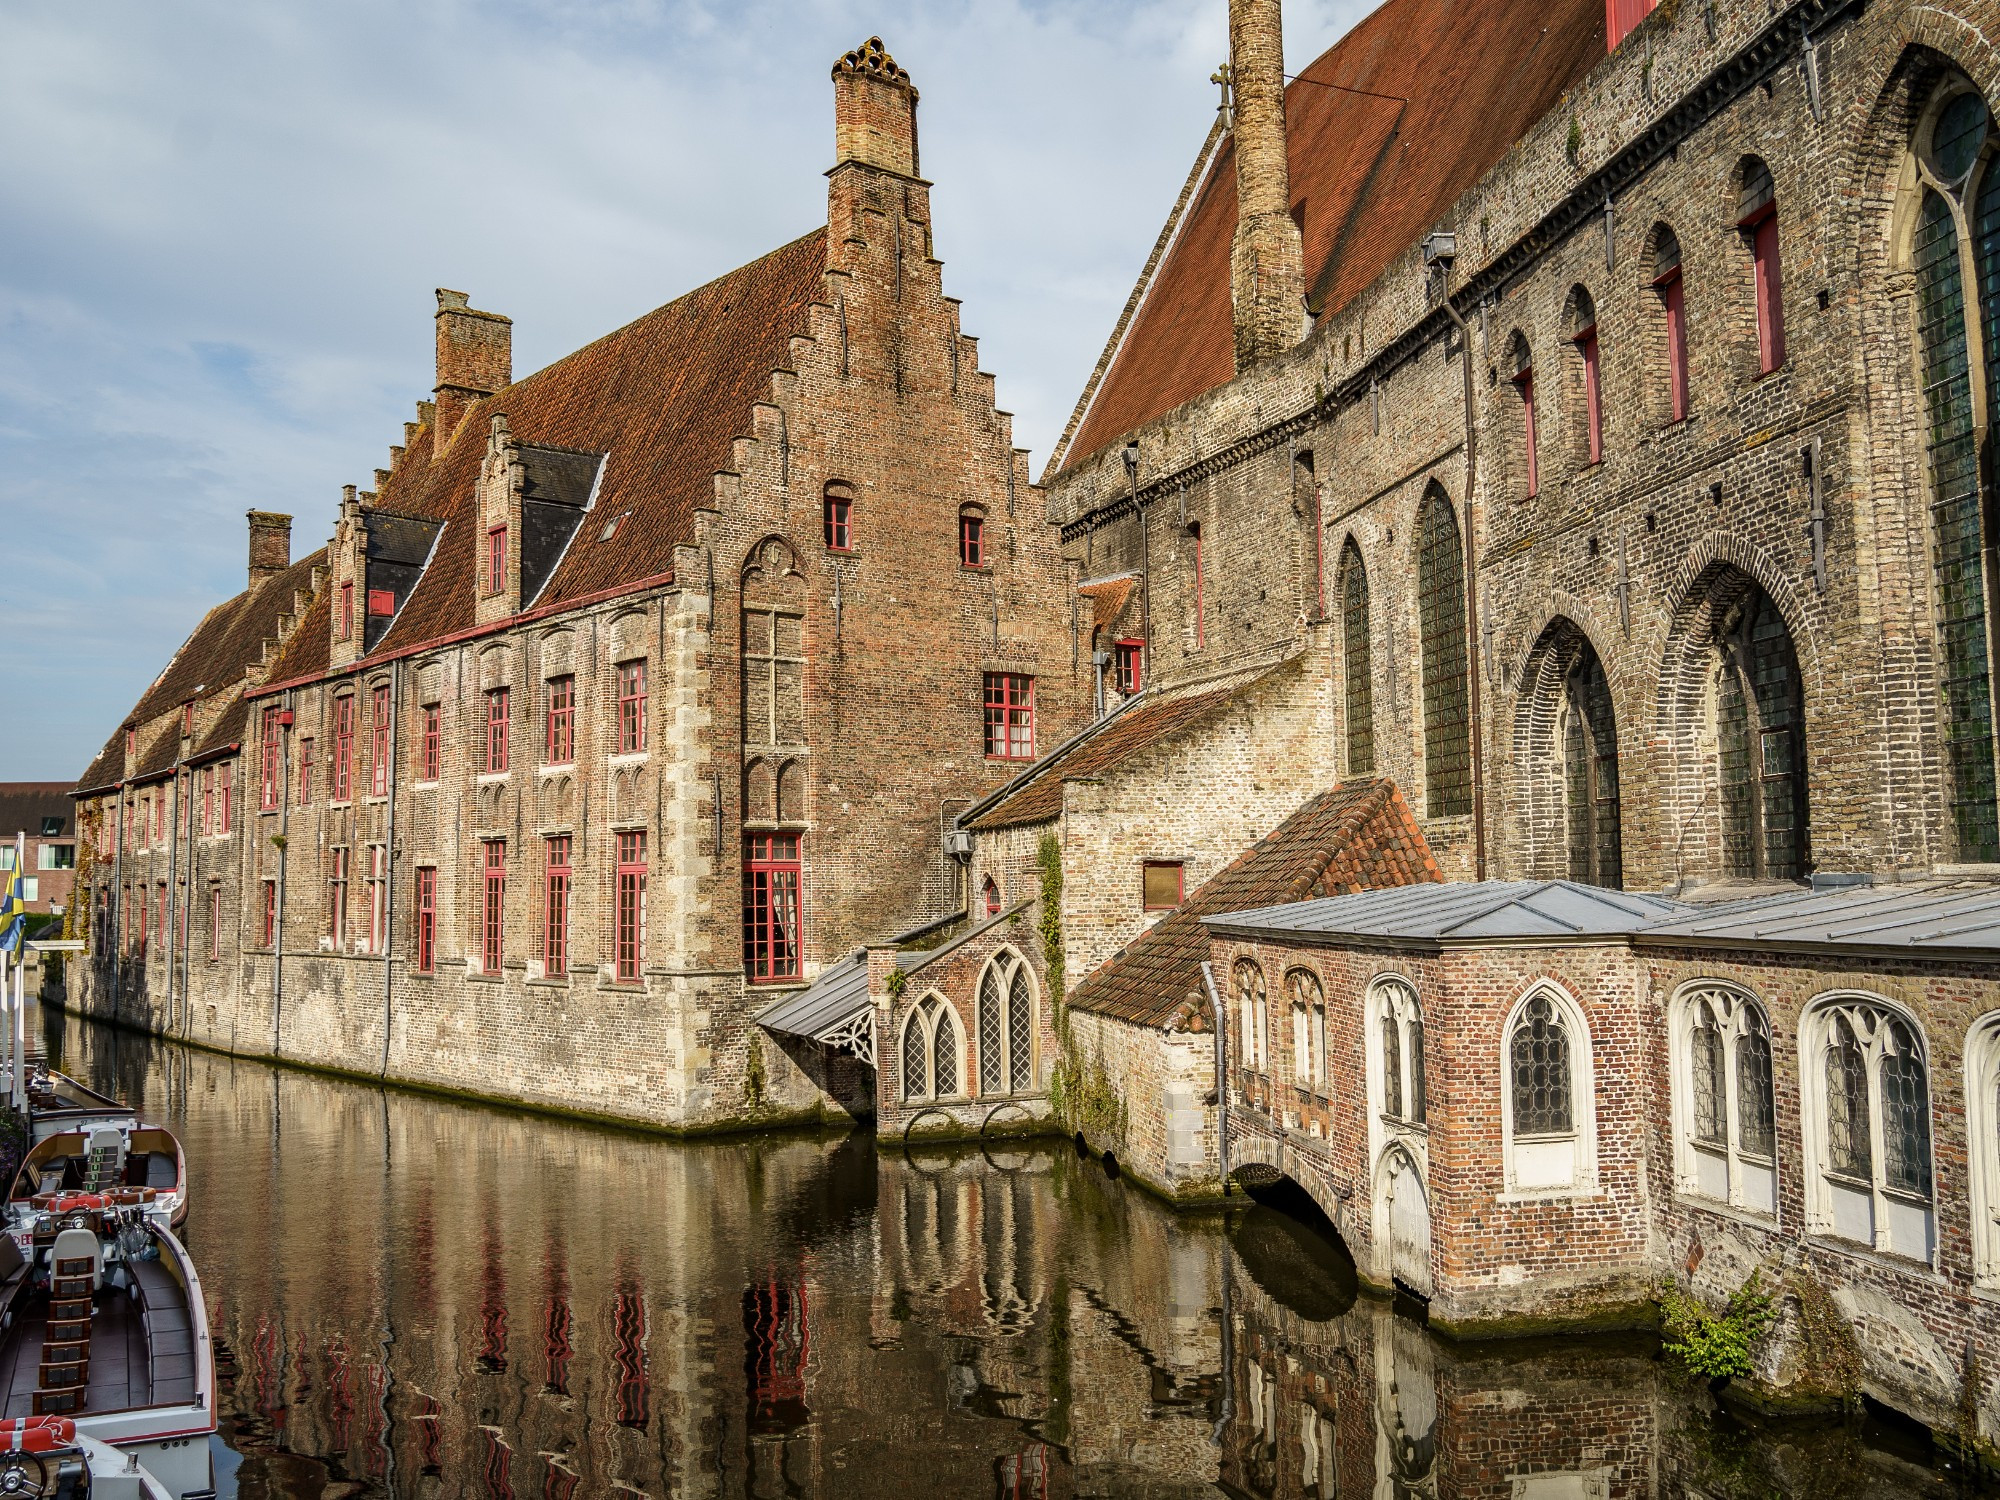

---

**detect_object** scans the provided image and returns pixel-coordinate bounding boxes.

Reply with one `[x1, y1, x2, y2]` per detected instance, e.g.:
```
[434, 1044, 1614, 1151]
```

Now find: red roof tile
[1060, 0, 1603, 470]
[1077, 576, 1137, 632]
[1067, 778, 1440, 1029]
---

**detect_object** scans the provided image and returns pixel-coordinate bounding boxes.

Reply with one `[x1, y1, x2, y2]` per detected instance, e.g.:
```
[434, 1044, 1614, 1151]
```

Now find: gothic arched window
[1671, 983, 1776, 1215]
[1712, 582, 1809, 880]
[1966, 1014, 2000, 1287]
[1286, 968, 1326, 1091]
[1374, 977, 1425, 1125]
[902, 996, 963, 1103]
[1339, 539, 1375, 777]
[1502, 985, 1596, 1194]
[1651, 223, 1690, 423]
[1801, 995, 1934, 1261]
[1234, 958, 1268, 1074]
[1416, 488, 1471, 818]
[976, 947, 1037, 1096]
[1562, 647, 1622, 888]
[1910, 86, 2000, 861]
[1566, 285, 1603, 466]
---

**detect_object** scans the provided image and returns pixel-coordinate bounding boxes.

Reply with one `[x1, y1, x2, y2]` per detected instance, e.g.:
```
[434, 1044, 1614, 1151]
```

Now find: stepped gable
[1068, 778, 1440, 1029]
[269, 229, 830, 675]
[1059, 0, 1604, 470]
[74, 548, 327, 795]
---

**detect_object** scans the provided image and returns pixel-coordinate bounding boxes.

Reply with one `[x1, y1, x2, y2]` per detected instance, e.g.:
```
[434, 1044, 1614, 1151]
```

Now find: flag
[0, 865, 23, 955]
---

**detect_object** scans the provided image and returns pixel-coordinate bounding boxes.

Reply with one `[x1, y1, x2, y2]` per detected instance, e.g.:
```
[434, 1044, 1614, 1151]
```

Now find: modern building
[0, 783, 77, 915]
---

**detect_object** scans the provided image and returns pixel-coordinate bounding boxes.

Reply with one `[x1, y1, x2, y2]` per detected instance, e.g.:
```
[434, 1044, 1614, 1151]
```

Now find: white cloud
[0, 0, 1361, 776]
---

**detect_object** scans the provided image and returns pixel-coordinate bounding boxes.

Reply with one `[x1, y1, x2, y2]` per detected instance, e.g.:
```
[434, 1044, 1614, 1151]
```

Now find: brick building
[65, 37, 1085, 1130]
[0, 784, 77, 916]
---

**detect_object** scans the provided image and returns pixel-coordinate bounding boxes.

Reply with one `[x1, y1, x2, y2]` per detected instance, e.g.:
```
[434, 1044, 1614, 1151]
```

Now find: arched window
[1737, 157, 1786, 373]
[1712, 583, 1809, 880]
[1670, 983, 1776, 1215]
[1507, 332, 1538, 496]
[981, 875, 1001, 917]
[1562, 646, 1622, 888]
[1286, 969, 1326, 1091]
[1338, 539, 1374, 777]
[1909, 86, 2000, 861]
[1651, 224, 1689, 422]
[1375, 978, 1425, 1125]
[1566, 286, 1603, 465]
[1800, 996, 1934, 1261]
[901, 995, 963, 1102]
[1416, 488, 1471, 818]
[977, 948, 1037, 1095]
[1233, 958, 1268, 1073]
[1502, 986, 1596, 1194]
[1965, 1014, 2000, 1286]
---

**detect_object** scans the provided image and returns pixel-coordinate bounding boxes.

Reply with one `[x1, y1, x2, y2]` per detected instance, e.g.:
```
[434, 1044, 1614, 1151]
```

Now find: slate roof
[74, 548, 327, 795]
[964, 666, 1279, 832]
[0, 786, 75, 839]
[1069, 779, 1440, 1029]
[1059, 0, 1605, 471]
[262, 230, 829, 685]
[1633, 880, 2000, 958]
[1205, 880, 1688, 947]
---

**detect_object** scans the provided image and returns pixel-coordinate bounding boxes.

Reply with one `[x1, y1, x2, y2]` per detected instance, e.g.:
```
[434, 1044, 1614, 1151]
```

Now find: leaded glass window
[1417, 490, 1471, 817]
[1408, 1015, 1427, 1123]
[975, 950, 1036, 1096]
[932, 1005, 960, 1100]
[1562, 648, 1622, 888]
[1510, 994, 1573, 1135]
[978, 965, 1005, 1094]
[1008, 966, 1033, 1092]
[1826, 1015, 1871, 1178]
[1737, 1023, 1776, 1158]
[1382, 1009, 1404, 1119]
[1286, 970, 1326, 1091]
[905, 998, 961, 1102]
[1340, 542, 1375, 776]
[1882, 1019, 1933, 1198]
[904, 1010, 930, 1101]
[1692, 1013, 1726, 1146]
[1234, 959, 1267, 1073]
[1714, 586, 1810, 880]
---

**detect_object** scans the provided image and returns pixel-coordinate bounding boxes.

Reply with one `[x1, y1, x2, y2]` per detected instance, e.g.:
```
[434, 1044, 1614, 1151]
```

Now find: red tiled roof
[265, 230, 829, 683]
[966, 678, 1251, 832]
[1077, 576, 1137, 632]
[1068, 779, 1440, 1029]
[1061, 0, 1604, 470]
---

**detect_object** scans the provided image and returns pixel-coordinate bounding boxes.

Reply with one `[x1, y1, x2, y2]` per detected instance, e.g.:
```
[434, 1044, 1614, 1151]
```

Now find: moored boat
[21, 1071, 134, 1148]
[0, 1416, 180, 1497]
[6, 1127, 186, 1234]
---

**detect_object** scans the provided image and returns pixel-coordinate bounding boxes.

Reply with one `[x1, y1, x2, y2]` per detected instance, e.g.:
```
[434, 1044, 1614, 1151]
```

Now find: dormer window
[338, 582, 354, 641]
[486, 526, 508, 596]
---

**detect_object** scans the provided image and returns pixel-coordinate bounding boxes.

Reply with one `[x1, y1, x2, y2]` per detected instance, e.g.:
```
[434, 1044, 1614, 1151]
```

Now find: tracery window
[1672, 983, 1777, 1215]
[1965, 1014, 2000, 1286]
[902, 995, 963, 1102]
[1234, 958, 1268, 1074]
[1711, 582, 1809, 880]
[1375, 977, 1425, 1125]
[1910, 86, 2000, 860]
[976, 947, 1037, 1096]
[1416, 487, 1471, 818]
[1502, 986, 1595, 1194]
[1286, 969, 1325, 1091]
[1801, 996, 1934, 1261]
[1562, 646, 1622, 888]
[1338, 539, 1374, 777]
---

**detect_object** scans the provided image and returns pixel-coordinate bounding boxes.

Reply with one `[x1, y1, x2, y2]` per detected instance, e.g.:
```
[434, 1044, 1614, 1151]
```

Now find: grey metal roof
[1203, 880, 1689, 946]
[757, 951, 872, 1041]
[1634, 879, 2000, 956]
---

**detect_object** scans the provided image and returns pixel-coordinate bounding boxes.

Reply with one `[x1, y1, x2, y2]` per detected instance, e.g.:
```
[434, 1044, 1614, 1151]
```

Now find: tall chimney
[832, 37, 919, 177]
[1228, 0, 1306, 371]
[434, 289, 512, 442]
[247, 510, 292, 586]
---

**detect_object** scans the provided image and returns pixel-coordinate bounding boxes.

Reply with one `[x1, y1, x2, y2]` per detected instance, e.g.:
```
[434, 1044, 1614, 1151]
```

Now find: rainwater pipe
[272, 691, 291, 1058]
[1427, 237, 1488, 880]
[1201, 960, 1229, 1194]
[1126, 441, 1151, 690]
[378, 659, 402, 1078]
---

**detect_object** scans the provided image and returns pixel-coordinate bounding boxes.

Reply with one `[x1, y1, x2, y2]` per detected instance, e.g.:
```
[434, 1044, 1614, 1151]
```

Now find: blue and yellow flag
[0, 866, 24, 955]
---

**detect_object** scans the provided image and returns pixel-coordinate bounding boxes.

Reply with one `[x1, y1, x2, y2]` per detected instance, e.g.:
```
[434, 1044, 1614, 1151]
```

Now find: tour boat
[6, 1126, 187, 1233]
[0, 1208, 215, 1497]
[23, 1071, 136, 1148]
[0, 1416, 181, 1497]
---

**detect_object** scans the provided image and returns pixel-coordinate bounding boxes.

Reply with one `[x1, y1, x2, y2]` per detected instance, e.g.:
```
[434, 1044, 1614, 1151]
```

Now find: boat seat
[47, 1230, 99, 1293]
[0, 1235, 28, 1306]
[144, 1154, 175, 1189]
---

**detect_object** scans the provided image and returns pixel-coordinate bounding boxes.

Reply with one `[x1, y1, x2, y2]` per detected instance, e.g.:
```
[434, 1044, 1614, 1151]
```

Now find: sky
[0, 0, 1364, 780]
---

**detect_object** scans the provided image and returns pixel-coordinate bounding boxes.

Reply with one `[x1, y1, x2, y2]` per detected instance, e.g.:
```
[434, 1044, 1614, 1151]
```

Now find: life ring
[46, 1194, 103, 1214]
[0, 1414, 74, 1452]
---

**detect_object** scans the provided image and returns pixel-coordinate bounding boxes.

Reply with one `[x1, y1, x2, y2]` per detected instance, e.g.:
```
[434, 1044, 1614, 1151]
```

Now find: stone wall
[1066, 1004, 1220, 1203]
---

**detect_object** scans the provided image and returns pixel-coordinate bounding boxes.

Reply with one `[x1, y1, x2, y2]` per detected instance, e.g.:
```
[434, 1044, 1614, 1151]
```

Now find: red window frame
[421, 705, 440, 781]
[260, 706, 281, 810]
[157, 884, 167, 950]
[982, 876, 1000, 917]
[366, 587, 396, 618]
[338, 581, 354, 641]
[135, 883, 147, 955]
[1745, 202, 1785, 374]
[183, 701, 195, 736]
[1575, 322, 1602, 465]
[209, 886, 222, 961]
[481, 840, 506, 975]
[1113, 639, 1142, 696]
[298, 737, 315, 806]
[544, 835, 571, 977]
[201, 768, 213, 836]
[370, 685, 391, 797]
[261, 880, 276, 948]
[485, 687, 510, 773]
[330, 846, 349, 948]
[823, 494, 852, 552]
[414, 866, 436, 975]
[616, 661, 647, 754]
[332, 695, 354, 800]
[150, 792, 162, 845]
[959, 510, 986, 568]
[1657, 265, 1689, 422]
[546, 677, 575, 764]
[983, 673, 1035, 761]
[743, 833, 802, 983]
[615, 832, 647, 982]
[1142, 861, 1185, 911]
[486, 526, 508, 595]
[1514, 366, 1539, 496]
[217, 762, 232, 834]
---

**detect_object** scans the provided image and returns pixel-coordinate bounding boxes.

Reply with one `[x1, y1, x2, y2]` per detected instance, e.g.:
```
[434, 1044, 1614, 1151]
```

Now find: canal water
[35, 1002, 1971, 1498]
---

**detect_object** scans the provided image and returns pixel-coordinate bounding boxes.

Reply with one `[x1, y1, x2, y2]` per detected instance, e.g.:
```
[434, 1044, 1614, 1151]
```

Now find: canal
[35, 1001, 1970, 1498]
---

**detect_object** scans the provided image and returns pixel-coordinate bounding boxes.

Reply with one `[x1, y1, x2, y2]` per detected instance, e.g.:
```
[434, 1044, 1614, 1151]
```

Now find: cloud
[0, 0, 1362, 777]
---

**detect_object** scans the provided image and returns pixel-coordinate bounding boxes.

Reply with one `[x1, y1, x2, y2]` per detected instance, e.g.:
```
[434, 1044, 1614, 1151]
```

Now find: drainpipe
[378, 661, 402, 1077]
[111, 786, 125, 1016]
[179, 762, 195, 1037]
[1202, 960, 1230, 1194]
[165, 752, 183, 1037]
[1126, 442, 1150, 689]
[273, 693, 291, 1058]
[1434, 261, 1488, 880]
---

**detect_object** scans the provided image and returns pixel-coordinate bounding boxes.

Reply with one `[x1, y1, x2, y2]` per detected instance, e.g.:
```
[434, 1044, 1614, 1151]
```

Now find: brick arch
[1510, 615, 1621, 882]
[1654, 530, 1817, 691]
[1226, 1131, 1351, 1243]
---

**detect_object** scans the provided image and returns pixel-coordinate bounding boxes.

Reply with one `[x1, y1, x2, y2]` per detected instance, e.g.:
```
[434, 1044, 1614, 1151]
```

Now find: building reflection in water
[33, 1003, 1961, 1499]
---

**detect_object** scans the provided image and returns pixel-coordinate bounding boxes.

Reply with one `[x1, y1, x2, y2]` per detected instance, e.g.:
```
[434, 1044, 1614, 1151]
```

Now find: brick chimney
[832, 37, 918, 177]
[1228, 0, 1306, 371]
[434, 289, 512, 441]
[247, 510, 291, 586]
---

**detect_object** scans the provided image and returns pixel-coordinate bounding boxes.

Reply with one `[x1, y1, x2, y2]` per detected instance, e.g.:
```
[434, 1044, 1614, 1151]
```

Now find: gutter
[1201, 959, 1229, 1196]
[379, 659, 402, 1077]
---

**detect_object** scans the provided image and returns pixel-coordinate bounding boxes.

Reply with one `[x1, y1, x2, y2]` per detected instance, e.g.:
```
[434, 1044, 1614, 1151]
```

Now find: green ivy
[1659, 1272, 1775, 1380]
[743, 1031, 768, 1110]
[1038, 833, 1065, 1032]
[885, 967, 907, 1000]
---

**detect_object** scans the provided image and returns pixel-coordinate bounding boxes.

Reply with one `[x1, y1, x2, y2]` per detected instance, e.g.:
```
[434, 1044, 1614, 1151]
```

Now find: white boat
[22, 1071, 135, 1148]
[6, 1126, 187, 1234]
[0, 1417, 180, 1497]
[0, 1210, 215, 1498]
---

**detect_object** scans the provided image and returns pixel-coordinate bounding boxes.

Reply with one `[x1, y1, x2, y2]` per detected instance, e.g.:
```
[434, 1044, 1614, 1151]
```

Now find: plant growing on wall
[1038, 833, 1064, 1028]
[1659, 1272, 1774, 1380]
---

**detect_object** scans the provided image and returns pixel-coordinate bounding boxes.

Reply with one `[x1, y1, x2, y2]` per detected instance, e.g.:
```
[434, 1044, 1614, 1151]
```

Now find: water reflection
[36, 1003, 1962, 1498]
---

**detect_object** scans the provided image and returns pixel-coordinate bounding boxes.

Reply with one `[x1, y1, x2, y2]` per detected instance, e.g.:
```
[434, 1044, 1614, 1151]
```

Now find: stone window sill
[476, 772, 510, 785]
[525, 978, 571, 990]
[1676, 1192, 1777, 1234]
[608, 752, 649, 767]
[539, 763, 575, 777]
[1804, 1233, 1942, 1281]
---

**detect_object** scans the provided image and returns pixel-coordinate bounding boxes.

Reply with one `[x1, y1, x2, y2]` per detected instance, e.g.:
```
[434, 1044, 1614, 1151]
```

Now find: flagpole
[11, 831, 24, 1114]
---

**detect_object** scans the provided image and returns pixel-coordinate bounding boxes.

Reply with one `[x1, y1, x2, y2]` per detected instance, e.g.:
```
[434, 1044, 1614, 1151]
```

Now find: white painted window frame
[1968, 1013, 2000, 1289]
[974, 945, 1040, 1097]
[899, 991, 966, 1103]
[1667, 979, 1778, 1221]
[1498, 980, 1598, 1198]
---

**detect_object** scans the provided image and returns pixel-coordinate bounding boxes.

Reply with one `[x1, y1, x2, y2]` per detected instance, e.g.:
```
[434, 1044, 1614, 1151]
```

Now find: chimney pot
[831, 37, 919, 177]
[246, 511, 292, 587]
